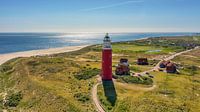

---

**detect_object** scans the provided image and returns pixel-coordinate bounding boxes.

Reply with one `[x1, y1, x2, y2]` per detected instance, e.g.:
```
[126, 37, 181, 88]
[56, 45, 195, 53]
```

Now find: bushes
[0, 98, 3, 109]
[0, 65, 13, 72]
[41, 58, 64, 64]
[121, 76, 141, 83]
[97, 85, 114, 111]
[27, 57, 65, 66]
[5, 92, 22, 107]
[45, 67, 64, 73]
[181, 65, 199, 76]
[74, 93, 90, 102]
[27, 60, 40, 66]
[142, 76, 154, 85]
[99, 97, 113, 111]
[74, 68, 100, 80]
[118, 75, 153, 85]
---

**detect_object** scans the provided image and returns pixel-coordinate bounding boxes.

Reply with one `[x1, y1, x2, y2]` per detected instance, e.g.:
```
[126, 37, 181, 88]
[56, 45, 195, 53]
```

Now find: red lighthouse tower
[102, 33, 112, 80]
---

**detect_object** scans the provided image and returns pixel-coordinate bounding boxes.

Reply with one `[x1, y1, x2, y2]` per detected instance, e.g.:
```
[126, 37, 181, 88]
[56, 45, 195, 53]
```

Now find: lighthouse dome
[103, 33, 111, 49]
[104, 33, 111, 41]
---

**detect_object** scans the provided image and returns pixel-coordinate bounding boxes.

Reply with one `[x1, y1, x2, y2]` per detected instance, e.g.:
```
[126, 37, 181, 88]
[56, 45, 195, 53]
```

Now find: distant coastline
[0, 45, 88, 65]
[0, 32, 197, 54]
[0, 36, 150, 65]
[0, 36, 149, 66]
[0, 33, 198, 65]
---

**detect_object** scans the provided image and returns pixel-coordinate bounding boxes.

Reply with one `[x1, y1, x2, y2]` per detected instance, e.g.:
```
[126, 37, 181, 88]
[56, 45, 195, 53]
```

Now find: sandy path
[0, 45, 88, 65]
[92, 82, 105, 112]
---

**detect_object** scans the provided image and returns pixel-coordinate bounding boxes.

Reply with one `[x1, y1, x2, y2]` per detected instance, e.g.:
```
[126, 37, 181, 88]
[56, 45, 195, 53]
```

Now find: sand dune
[0, 45, 88, 65]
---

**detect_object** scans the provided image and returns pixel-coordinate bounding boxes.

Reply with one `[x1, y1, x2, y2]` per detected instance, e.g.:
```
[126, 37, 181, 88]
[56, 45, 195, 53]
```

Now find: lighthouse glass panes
[103, 35, 111, 49]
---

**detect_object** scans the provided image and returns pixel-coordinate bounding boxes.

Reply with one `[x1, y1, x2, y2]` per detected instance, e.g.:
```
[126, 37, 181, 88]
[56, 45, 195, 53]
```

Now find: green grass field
[97, 36, 200, 112]
[98, 50, 200, 112]
[0, 36, 200, 111]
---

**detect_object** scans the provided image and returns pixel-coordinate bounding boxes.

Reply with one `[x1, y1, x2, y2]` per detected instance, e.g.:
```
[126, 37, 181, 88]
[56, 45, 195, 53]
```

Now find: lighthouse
[102, 33, 112, 80]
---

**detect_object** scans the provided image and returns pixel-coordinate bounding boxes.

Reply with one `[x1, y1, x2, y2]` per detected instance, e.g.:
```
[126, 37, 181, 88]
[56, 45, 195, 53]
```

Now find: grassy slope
[0, 54, 98, 111]
[97, 36, 200, 112]
[0, 36, 200, 111]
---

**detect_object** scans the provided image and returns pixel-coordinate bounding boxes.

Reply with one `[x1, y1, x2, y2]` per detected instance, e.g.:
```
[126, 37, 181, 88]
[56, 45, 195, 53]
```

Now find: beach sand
[0, 45, 88, 65]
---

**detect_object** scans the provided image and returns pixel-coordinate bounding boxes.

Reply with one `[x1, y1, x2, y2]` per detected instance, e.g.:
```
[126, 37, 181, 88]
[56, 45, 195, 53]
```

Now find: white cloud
[81, 0, 144, 12]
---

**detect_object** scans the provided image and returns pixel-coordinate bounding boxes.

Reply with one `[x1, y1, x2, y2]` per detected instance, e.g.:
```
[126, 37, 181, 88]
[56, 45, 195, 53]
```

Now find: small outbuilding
[159, 60, 170, 68]
[137, 58, 149, 65]
[115, 58, 130, 75]
[166, 63, 177, 73]
[120, 58, 129, 66]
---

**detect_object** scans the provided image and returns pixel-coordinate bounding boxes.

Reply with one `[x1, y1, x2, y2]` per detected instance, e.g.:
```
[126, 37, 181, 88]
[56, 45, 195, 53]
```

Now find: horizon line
[0, 31, 199, 33]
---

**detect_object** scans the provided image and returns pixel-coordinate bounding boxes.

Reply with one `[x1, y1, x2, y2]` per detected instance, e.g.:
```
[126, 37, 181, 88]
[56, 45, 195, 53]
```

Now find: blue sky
[0, 0, 199, 32]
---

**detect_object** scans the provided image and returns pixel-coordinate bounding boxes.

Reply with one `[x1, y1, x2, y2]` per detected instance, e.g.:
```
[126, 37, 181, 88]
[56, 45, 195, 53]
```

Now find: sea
[0, 32, 197, 54]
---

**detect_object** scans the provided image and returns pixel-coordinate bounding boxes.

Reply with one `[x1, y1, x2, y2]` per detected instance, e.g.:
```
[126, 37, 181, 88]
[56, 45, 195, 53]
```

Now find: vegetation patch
[115, 75, 153, 85]
[0, 65, 13, 73]
[97, 84, 115, 111]
[5, 92, 23, 107]
[26, 60, 40, 66]
[0, 96, 3, 110]
[74, 93, 90, 103]
[45, 66, 64, 73]
[74, 68, 100, 80]
[1, 36, 200, 111]
[159, 89, 175, 96]
[180, 65, 200, 76]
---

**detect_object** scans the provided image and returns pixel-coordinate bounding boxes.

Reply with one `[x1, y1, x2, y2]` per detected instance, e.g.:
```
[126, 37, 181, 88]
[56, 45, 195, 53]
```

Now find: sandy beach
[0, 45, 88, 65]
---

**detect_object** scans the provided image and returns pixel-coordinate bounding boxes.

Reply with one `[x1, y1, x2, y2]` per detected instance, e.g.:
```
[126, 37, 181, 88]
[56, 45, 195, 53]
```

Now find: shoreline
[0, 35, 196, 66]
[0, 45, 89, 65]
[0, 37, 149, 66]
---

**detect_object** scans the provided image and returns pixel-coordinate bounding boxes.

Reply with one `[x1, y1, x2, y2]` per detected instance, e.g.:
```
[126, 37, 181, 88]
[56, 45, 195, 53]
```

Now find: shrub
[74, 68, 100, 80]
[112, 74, 119, 79]
[45, 67, 63, 73]
[27, 60, 40, 66]
[141, 76, 154, 85]
[119, 75, 153, 85]
[121, 76, 142, 83]
[5, 92, 23, 107]
[182, 65, 199, 76]
[0, 65, 13, 72]
[74, 93, 90, 102]
[41, 58, 64, 64]
[0, 99, 3, 109]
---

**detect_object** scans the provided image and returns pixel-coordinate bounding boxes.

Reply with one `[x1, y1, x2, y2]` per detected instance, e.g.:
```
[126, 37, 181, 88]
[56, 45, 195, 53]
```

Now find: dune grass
[0, 56, 98, 111]
[0, 36, 199, 111]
